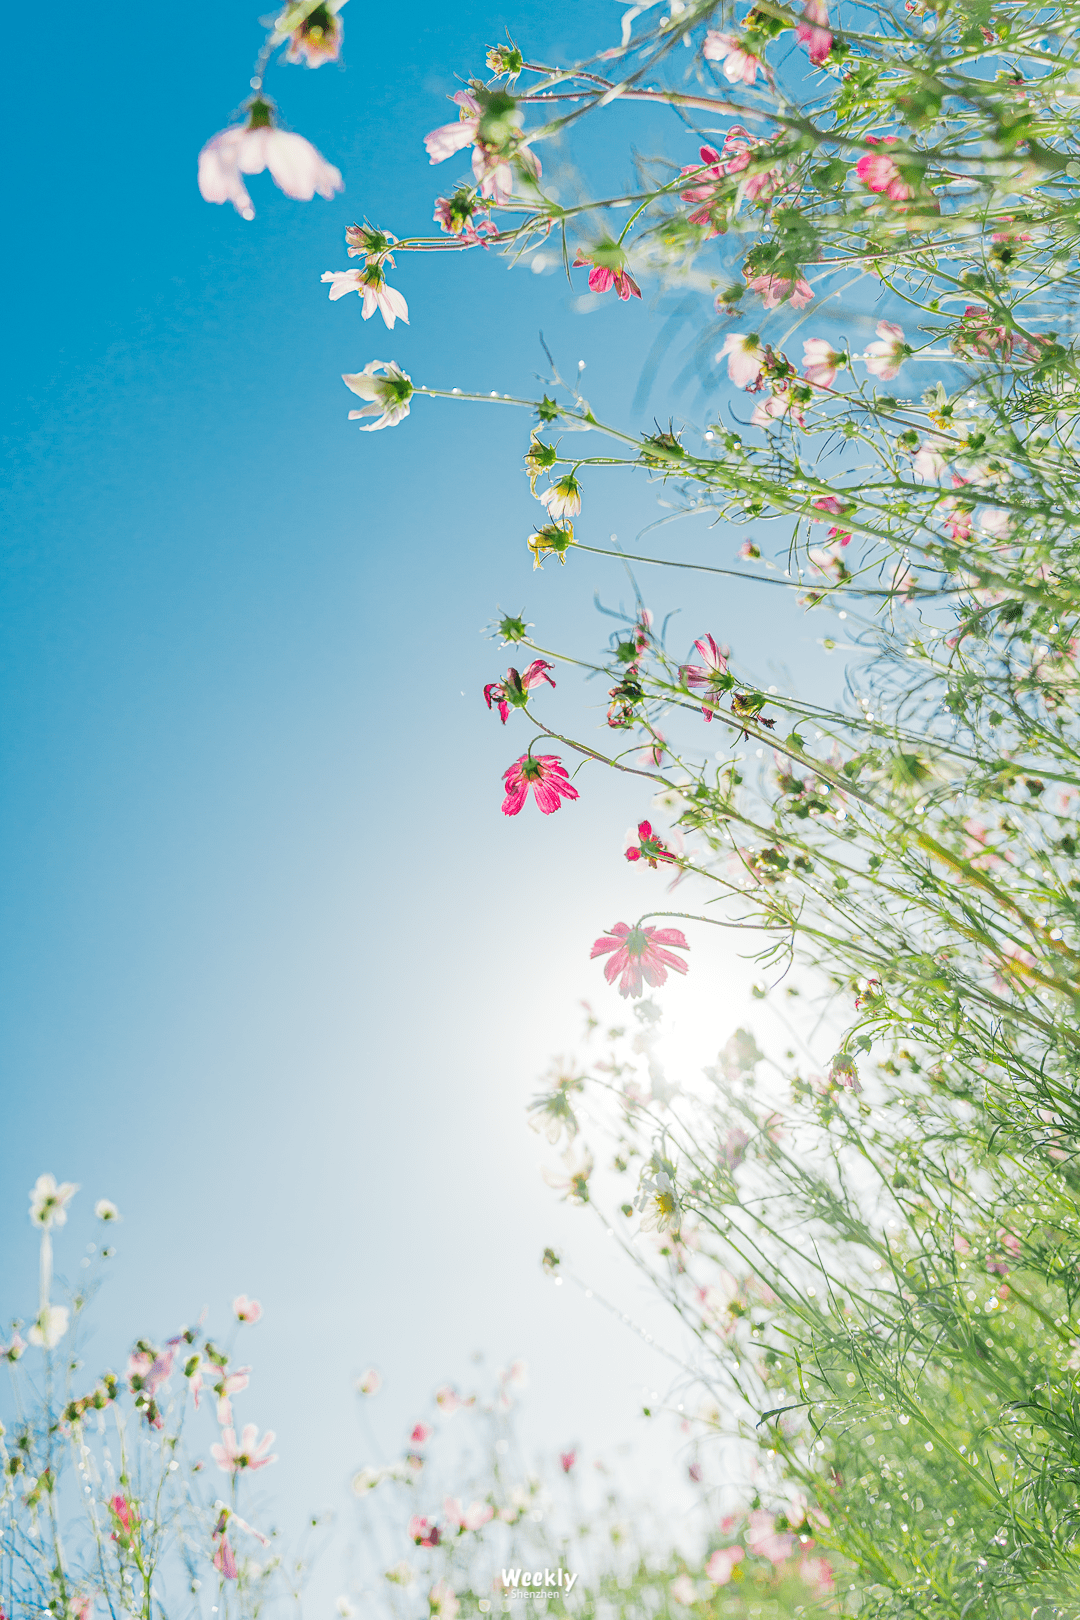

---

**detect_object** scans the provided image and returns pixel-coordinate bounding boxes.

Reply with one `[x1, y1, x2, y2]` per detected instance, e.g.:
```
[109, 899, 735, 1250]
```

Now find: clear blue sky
[1, 0, 845, 1584]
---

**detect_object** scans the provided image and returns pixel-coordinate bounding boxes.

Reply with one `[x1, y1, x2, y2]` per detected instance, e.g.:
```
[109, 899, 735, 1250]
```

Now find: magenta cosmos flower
[591, 922, 689, 999]
[198, 99, 343, 220]
[484, 659, 555, 723]
[681, 633, 731, 719]
[501, 754, 579, 816]
[795, 0, 833, 64]
[854, 137, 913, 202]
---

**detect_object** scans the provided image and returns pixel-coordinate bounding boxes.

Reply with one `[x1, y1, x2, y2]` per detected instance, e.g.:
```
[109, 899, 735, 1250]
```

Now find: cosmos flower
[342, 361, 414, 431]
[802, 338, 844, 389]
[29, 1173, 79, 1229]
[321, 266, 409, 329]
[864, 320, 909, 379]
[28, 1305, 70, 1349]
[501, 754, 580, 816]
[625, 820, 677, 867]
[357, 1368, 382, 1395]
[795, 0, 833, 63]
[681, 634, 731, 719]
[198, 100, 343, 220]
[539, 474, 583, 518]
[484, 660, 556, 723]
[210, 1423, 278, 1473]
[283, 0, 347, 66]
[717, 333, 766, 389]
[233, 1294, 263, 1323]
[855, 137, 913, 201]
[702, 32, 763, 83]
[746, 272, 814, 310]
[706, 1547, 745, 1586]
[590, 923, 690, 998]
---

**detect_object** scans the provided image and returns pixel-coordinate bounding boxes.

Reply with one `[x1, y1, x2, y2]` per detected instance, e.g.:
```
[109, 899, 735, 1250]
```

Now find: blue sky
[1, 0, 848, 1589]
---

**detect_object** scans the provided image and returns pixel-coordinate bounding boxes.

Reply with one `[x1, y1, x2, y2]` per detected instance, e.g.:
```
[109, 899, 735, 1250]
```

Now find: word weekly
[501, 1570, 579, 1593]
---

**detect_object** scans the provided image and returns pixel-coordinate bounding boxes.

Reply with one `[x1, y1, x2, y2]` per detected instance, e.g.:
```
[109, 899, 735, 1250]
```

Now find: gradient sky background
[2, 0, 855, 1598]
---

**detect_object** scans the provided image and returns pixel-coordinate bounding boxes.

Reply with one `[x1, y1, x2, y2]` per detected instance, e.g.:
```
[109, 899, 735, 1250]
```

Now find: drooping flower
[702, 32, 763, 83]
[501, 754, 579, 816]
[746, 272, 814, 310]
[198, 99, 343, 220]
[213, 1365, 252, 1426]
[679, 130, 777, 231]
[573, 243, 640, 300]
[706, 1546, 745, 1586]
[827, 1052, 861, 1092]
[854, 136, 913, 202]
[717, 332, 766, 389]
[28, 1305, 70, 1349]
[423, 89, 539, 206]
[539, 473, 582, 519]
[590, 923, 690, 999]
[625, 820, 677, 868]
[802, 338, 844, 389]
[341, 361, 414, 431]
[795, 0, 833, 63]
[409, 1422, 432, 1446]
[432, 192, 497, 242]
[321, 265, 409, 329]
[719, 1127, 750, 1169]
[424, 91, 482, 164]
[29, 1173, 79, 1228]
[484, 660, 556, 723]
[283, 0, 347, 67]
[233, 1294, 263, 1323]
[864, 320, 909, 379]
[680, 634, 732, 720]
[126, 1343, 176, 1398]
[210, 1423, 278, 1473]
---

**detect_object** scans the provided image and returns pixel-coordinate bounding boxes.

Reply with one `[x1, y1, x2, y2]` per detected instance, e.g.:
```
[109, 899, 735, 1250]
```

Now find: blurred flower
[410, 1516, 441, 1545]
[1, 1331, 26, 1362]
[717, 333, 765, 389]
[637, 1169, 680, 1233]
[109, 1495, 137, 1540]
[94, 1198, 119, 1221]
[429, 1582, 460, 1620]
[705, 1546, 745, 1585]
[342, 361, 414, 431]
[211, 1423, 278, 1473]
[702, 32, 763, 83]
[385, 1564, 414, 1587]
[827, 1052, 861, 1093]
[669, 1576, 697, 1605]
[864, 321, 909, 379]
[501, 754, 580, 816]
[542, 1146, 594, 1202]
[410, 1423, 433, 1446]
[424, 91, 481, 164]
[745, 1510, 794, 1565]
[590, 923, 690, 999]
[445, 1497, 494, 1532]
[800, 1556, 835, 1592]
[28, 1305, 70, 1349]
[719, 1127, 750, 1168]
[282, 0, 347, 66]
[795, 0, 833, 62]
[213, 1533, 238, 1581]
[233, 1294, 263, 1324]
[29, 1173, 78, 1229]
[560, 1449, 577, 1473]
[321, 265, 409, 329]
[357, 1367, 382, 1395]
[198, 99, 343, 220]
[746, 272, 813, 310]
[855, 137, 912, 201]
[913, 440, 947, 481]
[214, 1366, 251, 1425]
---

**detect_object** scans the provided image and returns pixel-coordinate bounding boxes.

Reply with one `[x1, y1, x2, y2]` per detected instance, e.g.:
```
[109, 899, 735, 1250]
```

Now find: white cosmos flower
[29, 1173, 79, 1229]
[94, 1198, 120, 1221]
[342, 361, 414, 431]
[321, 269, 409, 330]
[198, 101, 343, 220]
[28, 1305, 70, 1349]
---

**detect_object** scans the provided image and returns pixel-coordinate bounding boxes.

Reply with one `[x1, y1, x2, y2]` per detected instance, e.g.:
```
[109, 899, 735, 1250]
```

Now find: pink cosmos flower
[864, 320, 908, 379]
[213, 1533, 238, 1580]
[679, 130, 776, 231]
[210, 1423, 278, 1473]
[795, 0, 833, 63]
[705, 1547, 745, 1585]
[1, 1331, 26, 1363]
[913, 441, 947, 481]
[198, 101, 343, 220]
[625, 820, 677, 868]
[560, 1449, 577, 1473]
[285, 0, 346, 67]
[702, 32, 763, 84]
[342, 361, 413, 431]
[501, 754, 579, 816]
[126, 1345, 175, 1399]
[746, 272, 813, 310]
[233, 1294, 262, 1323]
[855, 137, 913, 202]
[681, 633, 730, 719]
[573, 248, 641, 301]
[321, 267, 409, 329]
[444, 1497, 494, 1532]
[745, 1510, 794, 1566]
[590, 923, 690, 999]
[813, 495, 846, 517]
[72, 1597, 92, 1620]
[424, 91, 481, 164]
[214, 1366, 251, 1426]
[717, 332, 765, 389]
[751, 390, 801, 429]
[802, 338, 843, 389]
[410, 1422, 433, 1445]
[484, 660, 556, 723]
[409, 1516, 441, 1547]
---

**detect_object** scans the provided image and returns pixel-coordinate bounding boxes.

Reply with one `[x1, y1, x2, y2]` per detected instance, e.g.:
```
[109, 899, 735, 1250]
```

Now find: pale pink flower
[357, 1367, 382, 1395]
[719, 1127, 749, 1168]
[738, 539, 760, 560]
[342, 360, 414, 431]
[802, 337, 843, 389]
[215, 1366, 251, 1425]
[681, 633, 730, 720]
[913, 441, 947, 481]
[233, 1294, 263, 1323]
[473, 141, 540, 206]
[285, 0, 347, 67]
[751, 390, 800, 428]
[213, 1533, 238, 1580]
[126, 1344, 175, 1398]
[800, 1556, 835, 1592]
[745, 1510, 794, 1565]
[501, 754, 579, 816]
[435, 1383, 463, 1414]
[542, 1147, 594, 1201]
[444, 1497, 494, 1532]
[423, 92, 481, 164]
[795, 0, 833, 62]
[210, 1423, 278, 1473]
[670, 1576, 697, 1605]
[198, 103, 343, 220]
[705, 1547, 745, 1585]
[864, 320, 908, 379]
[717, 333, 765, 389]
[855, 137, 912, 202]
[72, 1597, 92, 1620]
[702, 32, 763, 83]
[954, 1233, 972, 1255]
[410, 1516, 441, 1547]
[321, 267, 409, 329]
[428, 1581, 459, 1620]
[590, 923, 690, 999]
[746, 272, 813, 310]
